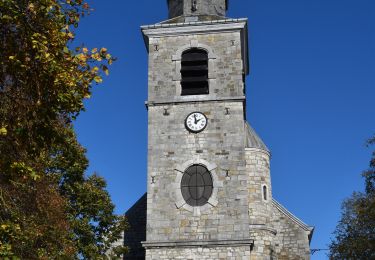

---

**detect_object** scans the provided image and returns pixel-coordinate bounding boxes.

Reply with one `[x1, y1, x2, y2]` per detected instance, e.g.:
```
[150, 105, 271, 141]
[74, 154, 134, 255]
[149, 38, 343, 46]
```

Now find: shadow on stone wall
[123, 193, 147, 260]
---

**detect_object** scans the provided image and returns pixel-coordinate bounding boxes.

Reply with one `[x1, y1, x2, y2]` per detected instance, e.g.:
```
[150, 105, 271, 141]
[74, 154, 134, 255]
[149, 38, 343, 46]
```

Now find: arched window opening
[181, 48, 209, 95]
[263, 185, 268, 201]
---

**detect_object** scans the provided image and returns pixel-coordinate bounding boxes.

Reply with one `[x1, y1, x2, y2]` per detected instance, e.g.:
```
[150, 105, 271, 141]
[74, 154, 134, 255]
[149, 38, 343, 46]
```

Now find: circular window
[181, 164, 213, 207]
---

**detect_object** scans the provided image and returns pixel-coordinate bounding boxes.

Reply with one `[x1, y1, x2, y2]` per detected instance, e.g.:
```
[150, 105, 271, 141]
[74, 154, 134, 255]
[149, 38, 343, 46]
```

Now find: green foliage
[0, 0, 126, 258]
[329, 135, 375, 259]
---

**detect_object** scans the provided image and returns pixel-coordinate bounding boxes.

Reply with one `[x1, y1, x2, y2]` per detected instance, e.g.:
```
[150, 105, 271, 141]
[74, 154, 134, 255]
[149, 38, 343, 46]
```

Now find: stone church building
[123, 0, 314, 259]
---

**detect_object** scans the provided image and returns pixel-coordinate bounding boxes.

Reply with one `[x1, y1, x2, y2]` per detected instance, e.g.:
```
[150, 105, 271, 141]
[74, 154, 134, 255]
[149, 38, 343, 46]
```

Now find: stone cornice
[141, 18, 249, 75]
[141, 21, 246, 37]
[141, 18, 247, 31]
[142, 239, 254, 249]
[145, 96, 245, 108]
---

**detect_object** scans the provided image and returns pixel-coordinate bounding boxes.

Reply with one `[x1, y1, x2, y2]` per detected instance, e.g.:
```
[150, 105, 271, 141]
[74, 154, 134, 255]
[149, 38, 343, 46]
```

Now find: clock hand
[193, 114, 198, 124]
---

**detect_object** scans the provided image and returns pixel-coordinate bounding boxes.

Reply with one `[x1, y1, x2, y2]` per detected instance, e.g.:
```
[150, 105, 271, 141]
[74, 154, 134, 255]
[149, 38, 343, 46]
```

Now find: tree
[0, 0, 126, 258]
[329, 136, 375, 259]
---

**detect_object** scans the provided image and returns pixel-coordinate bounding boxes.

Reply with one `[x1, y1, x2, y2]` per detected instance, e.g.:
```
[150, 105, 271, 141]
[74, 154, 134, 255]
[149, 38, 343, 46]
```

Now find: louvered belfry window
[181, 48, 209, 95]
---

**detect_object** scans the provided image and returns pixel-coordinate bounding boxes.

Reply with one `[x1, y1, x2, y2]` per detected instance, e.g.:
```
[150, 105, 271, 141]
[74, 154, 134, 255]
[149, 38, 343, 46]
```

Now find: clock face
[185, 112, 207, 133]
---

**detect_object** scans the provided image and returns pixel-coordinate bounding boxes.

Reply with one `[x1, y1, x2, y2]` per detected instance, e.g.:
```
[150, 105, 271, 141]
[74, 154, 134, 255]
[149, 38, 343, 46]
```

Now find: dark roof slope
[245, 122, 269, 152]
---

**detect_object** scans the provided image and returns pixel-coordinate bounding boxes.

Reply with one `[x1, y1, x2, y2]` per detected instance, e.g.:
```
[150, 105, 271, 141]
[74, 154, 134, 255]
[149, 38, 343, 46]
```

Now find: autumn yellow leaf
[1, 0, 121, 257]
[28, 3, 35, 12]
[102, 65, 109, 75]
[94, 76, 102, 83]
[1, 224, 8, 230]
[0, 127, 7, 136]
[76, 53, 87, 62]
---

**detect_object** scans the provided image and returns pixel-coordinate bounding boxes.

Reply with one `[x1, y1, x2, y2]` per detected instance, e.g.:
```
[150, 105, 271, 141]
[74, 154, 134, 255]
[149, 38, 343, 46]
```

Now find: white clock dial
[185, 112, 207, 133]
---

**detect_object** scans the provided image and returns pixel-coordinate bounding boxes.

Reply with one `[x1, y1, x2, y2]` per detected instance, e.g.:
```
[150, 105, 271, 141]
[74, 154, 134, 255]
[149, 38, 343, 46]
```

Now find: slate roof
[245, 122, 270, 152]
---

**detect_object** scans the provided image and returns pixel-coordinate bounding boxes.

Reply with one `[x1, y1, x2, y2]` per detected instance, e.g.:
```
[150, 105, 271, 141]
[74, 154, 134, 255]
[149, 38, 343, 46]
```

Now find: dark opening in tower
[181, 48, 209, 95]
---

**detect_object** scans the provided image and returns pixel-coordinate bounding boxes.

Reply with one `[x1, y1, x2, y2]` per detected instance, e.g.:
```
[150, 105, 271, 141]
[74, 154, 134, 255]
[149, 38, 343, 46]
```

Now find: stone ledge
[141, 18, 248, 30]
[142, 239, 254, 249]
[146, 96, 245, 108]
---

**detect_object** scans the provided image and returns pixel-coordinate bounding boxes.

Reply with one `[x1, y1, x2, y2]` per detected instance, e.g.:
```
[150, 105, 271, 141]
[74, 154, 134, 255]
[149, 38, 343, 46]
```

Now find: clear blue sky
[74, 1, 375, 259]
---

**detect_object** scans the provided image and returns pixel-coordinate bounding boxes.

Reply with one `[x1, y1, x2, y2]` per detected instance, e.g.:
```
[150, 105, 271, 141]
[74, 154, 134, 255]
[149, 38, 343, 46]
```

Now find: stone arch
[174, 159, 220, 215]
[172, 42, 218, 96]
[262, 184, 269, 202]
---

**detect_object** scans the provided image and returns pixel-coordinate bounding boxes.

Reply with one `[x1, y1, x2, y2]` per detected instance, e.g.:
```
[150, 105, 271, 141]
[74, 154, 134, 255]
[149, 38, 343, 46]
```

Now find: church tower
[124, 1, 313, 259]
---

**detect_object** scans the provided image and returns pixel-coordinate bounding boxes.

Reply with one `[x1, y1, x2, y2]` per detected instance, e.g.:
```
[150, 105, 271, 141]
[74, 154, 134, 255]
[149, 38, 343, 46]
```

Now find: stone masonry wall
[137, 18, 313, 259]
[272, 203, 311, 260]
[167, 0, 227, 19]
[147, 101, 249, 242]
[146, 24, 249, 244]
[146, 246, 251, 260]
[245, 148, 277, 260]
[147, 31, 245, 102]
[245, 148, 273, 226]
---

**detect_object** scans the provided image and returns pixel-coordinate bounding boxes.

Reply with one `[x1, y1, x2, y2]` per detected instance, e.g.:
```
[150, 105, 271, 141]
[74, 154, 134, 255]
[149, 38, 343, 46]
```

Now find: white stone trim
[249, 224, 277, 236]
[146, 96, 245, 107]
[142, 21, 247, 37]
[172, 42, 218, 96]
[174, 159, 219, 215]
[142, 18, 249, 75]
[172, 43, 218, 60]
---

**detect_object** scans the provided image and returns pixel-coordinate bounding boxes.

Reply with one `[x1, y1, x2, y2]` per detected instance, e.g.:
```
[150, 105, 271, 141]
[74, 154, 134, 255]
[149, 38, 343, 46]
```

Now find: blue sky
[74, 1, 375, 259]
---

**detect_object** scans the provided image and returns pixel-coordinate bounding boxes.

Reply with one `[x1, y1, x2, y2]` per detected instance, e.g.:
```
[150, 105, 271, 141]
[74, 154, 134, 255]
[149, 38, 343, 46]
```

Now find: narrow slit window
[181, 48, 209, 95]
[263, 185, 268, 201]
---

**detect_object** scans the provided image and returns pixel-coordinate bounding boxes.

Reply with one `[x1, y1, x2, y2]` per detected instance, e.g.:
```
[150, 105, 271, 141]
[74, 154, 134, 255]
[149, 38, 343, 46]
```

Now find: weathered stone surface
[122, 2, 313, 259]
[146, 246, 251, 260]
[143, 24, 246, 102]
[271, 200, 313, 259]
[167, 0, 227, 19]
